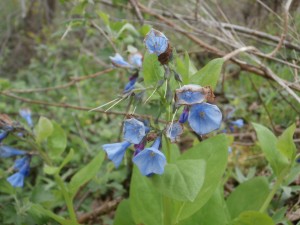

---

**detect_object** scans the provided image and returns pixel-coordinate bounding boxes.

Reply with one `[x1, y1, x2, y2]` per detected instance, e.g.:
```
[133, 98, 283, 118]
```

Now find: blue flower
[0, 131, 8, 142]
[123, 118, 147, 144]
[188, 103, 222, 135]
[166, 122, 183, 142]
[124, 75, 138, 93]
[175, 85, 207, 106]
[14, 156, 31, 171]
[19, 108, 33, 127]
[0, 146, 26, 158]
[128, 52, 143, 68]
[230, 119, 244, 128]
[178, 106, 189, 123]
[144, 29, 169, 56]
[7, 156, 30, 187]
[102, 141, 131, 168]
[109, 53, 133, 68]
[132, 137, 166, 176]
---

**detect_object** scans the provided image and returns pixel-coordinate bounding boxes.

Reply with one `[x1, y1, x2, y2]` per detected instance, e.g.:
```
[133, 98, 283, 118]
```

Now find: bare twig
[267, 0, 293, 57]
[129, 0, 144, 25]
[77, 198, 122, 224]
[8, 68, 113, 93]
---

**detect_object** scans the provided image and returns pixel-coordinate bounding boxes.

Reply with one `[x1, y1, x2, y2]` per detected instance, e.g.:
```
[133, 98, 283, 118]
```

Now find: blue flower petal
[123, 118, 146, 144]
[0, 146, 26, 158]
[0, 131, 8, 142]
[14, 156, 31, 173]
[109, 53, 133, 68]
[132, 147, 166, 176]
[178, 106, 189, 123]
[124, 76, 137, 93]
[144, 29, 169, 56]
[230, 119, 244, 128]
[166, 122, 183, 142]
[102, 141, 131, 168]
[175, 85, 207, 106]
[7, 172, 25, 187]
[188, 103, 222, 135]
[128, 52, 143, 68]
[19, 108, 33, 127]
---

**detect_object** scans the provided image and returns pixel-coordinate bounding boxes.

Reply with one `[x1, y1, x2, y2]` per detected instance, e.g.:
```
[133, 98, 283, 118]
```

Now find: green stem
[163, 196, 172, 225]
[259, 174, 285, 213]
[55, 175, 79, 224]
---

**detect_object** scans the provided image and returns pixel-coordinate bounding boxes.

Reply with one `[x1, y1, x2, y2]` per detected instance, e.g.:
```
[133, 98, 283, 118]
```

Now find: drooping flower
[7, 156, 31, 188]
[0, 146, 26, 158]
[188, 103, 222, 135]
[102, 141, 131, 168]
[144, 29, 169, 56]
[0, 130, 8, 142]
[128, 52, 143, 68]
[178, 106, 189, 123]
[19, 108, 33, 127]
[124, 75, 138, 93]
[175, 85, 207, 106]
[132, 136, 166, 176]
[123, 118, 147, 144]
[230, 119, 244, 128]
[109, 53, 133, 69]
[14, 156, 31, 171]
[166, 122, 183, 143]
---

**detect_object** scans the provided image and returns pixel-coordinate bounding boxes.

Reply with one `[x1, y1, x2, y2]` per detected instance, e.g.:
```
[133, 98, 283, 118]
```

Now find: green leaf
[151, 159, 206, 201]
[226, 177, 270, 219]
[69, 151, 105, 197]
[139, 24, 151, 36]
[30, 203, 69, 225]
[179, 187, 231, 225]
[35, 117, 53, 144]
[114, 199, 135, 225]
[252, 123, 289, 176]
[232, 211, 274, 225]
[0, 78, 11, 90]
[47, 121, 67, 157]
[44, 149, 74, 175]
[277, 124, 296, 161]
[0, 178, 15, 194]
[97, 11, 110, 26]
[175, 134, 228, 221]
[130, 167, 163, 225]
[142, 52, 164, 87]
[116, 23, 139, 39]
[190, 58, 224, 89]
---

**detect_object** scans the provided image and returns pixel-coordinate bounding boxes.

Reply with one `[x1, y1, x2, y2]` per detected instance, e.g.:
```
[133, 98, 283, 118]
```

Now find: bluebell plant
[101, 28, 223, 177]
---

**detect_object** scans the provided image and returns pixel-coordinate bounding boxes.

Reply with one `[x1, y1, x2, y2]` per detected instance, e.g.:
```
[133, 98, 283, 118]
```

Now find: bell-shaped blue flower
[0, 146, 26, 158]
[166, 122, 183, 142]
[132, 137, 166, 176]
[102, 141, 131, 168]
[179, 106, 189, 123]
[0, 131, 8, 142]
[129, 52, 143, 68]
[230, 119, 244, 128]
[188, 103, 222, 135]
[110, 53, 133, 68]
[175, 85, 207, 106]
[144, 29, 169, 56]
[7, 156, 30, 187]
[19, 108, 33, 127]
[123, 118, 147, 144]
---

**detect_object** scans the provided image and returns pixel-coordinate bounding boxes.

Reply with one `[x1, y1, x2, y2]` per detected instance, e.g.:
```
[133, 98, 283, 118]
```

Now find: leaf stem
[259, 174, 285, 213]
[55, 174, 79, 224]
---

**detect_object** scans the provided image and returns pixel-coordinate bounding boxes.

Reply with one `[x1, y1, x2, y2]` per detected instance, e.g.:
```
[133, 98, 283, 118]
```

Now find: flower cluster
[102, 117, 166, 176]
[101, 28, 223, 176]
[166, 85, 222, 142]
[0, 112, 34, 187]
